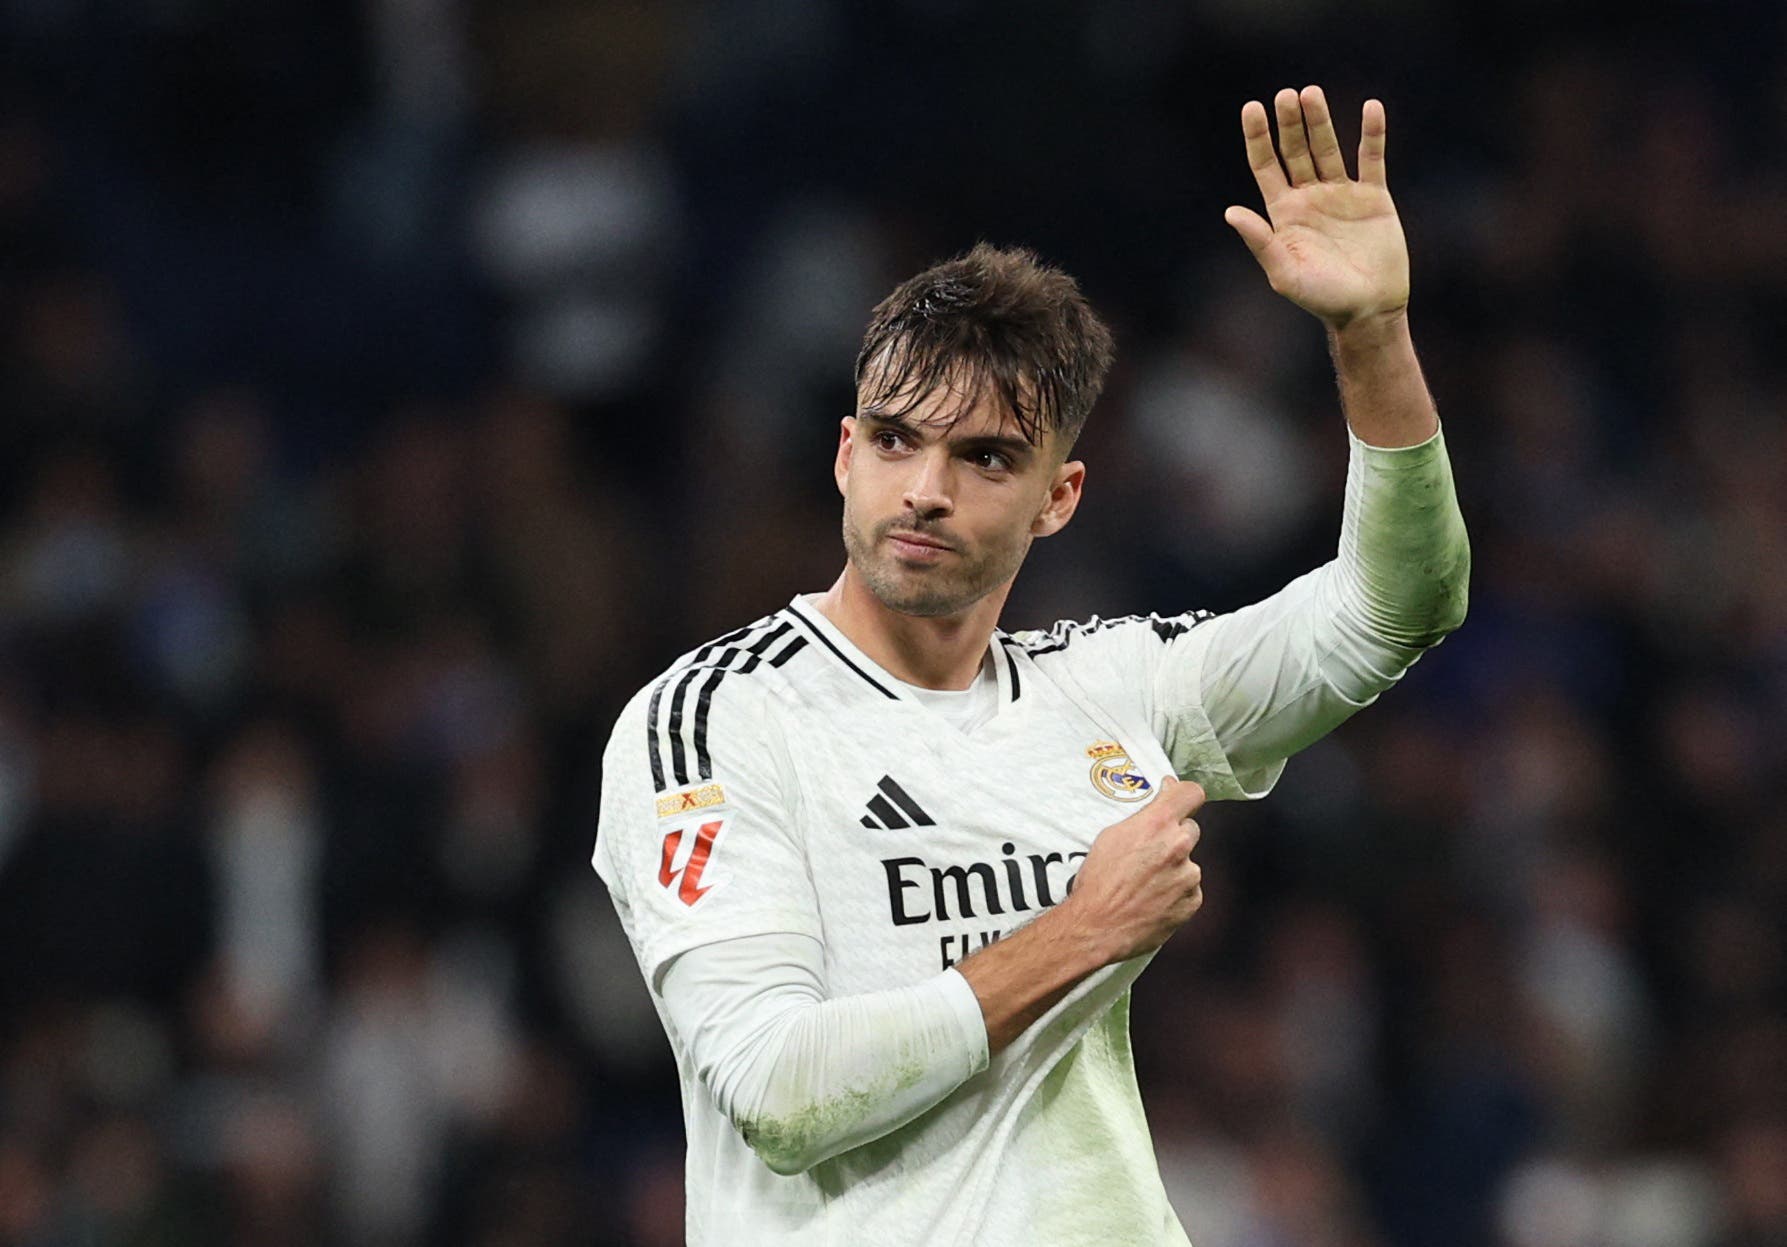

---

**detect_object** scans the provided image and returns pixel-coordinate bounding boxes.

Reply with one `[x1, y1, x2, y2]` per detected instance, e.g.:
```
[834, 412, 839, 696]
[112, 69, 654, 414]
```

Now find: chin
[885, 594, 965, 619]
[869, 567, 994, 619]
[872, 583, 962, 618]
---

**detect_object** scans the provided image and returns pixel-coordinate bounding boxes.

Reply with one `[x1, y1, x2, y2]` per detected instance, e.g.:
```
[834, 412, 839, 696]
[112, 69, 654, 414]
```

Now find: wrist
[1326, 305, 1410, 348]
[1040, 892, 1116, 975]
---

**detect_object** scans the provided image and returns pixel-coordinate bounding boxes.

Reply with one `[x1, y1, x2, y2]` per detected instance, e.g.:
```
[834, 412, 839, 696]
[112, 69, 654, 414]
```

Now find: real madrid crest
[1087, 741, 1153, 802]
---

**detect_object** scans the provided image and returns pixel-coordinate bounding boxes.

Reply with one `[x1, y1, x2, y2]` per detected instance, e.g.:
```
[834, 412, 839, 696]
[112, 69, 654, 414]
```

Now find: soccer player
[593, 85, 1468, 1245]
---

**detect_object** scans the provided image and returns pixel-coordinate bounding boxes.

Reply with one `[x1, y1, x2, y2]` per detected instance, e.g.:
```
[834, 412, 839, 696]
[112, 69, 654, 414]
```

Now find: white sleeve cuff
[939, 967, 992, 1075]
[1346, 419, 1444, 455]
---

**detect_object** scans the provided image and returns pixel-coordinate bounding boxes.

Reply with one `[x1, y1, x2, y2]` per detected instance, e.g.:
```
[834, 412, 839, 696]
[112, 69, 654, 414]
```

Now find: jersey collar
[784, 594, 1024, 713]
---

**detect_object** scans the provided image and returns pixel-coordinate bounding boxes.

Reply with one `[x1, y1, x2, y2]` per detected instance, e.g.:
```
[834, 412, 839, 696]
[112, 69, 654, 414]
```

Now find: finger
[1274, 87, 1318, 186]
[1173, 882, 1205, 923]
[1243, 98, 1286, 203]
[1239, 100, 1288, 204]
[1159, 778, 1207, 821]
[1184, 817, 1202, 854]
[1358, 98, 1388, 187]
[1223, 205, 1273, 257]
[1298, 84, 1348, 181]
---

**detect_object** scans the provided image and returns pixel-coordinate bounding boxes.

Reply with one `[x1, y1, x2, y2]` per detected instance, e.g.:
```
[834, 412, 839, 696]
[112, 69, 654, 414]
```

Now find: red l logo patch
[659, 819, 723, 906]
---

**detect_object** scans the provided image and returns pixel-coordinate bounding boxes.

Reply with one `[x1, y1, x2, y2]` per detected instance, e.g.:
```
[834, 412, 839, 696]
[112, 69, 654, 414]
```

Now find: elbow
[1406, 586, 1468, 648]
[700, 1007, 849, 1177]
[1389, 549, 1471, 649]
[1433, 586, 1469, 642]
[706, 1078, 834, 1175]
[760, 1152, 813, 1178]
[734, 1074, 898, 1175]
[1421, 551, 1471, 645]
[740, 1114, 828, 1176]
[705, 1042, 840, 1176]
[1396, 598, 1467, 651]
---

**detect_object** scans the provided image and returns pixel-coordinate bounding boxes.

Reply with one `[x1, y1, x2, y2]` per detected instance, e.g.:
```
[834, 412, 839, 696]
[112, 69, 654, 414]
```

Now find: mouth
[885, 530, 955, 559]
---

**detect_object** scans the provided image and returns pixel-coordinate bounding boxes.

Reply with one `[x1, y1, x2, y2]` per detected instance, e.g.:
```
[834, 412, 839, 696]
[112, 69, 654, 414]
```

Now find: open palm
[1225, 87, 1409, 328]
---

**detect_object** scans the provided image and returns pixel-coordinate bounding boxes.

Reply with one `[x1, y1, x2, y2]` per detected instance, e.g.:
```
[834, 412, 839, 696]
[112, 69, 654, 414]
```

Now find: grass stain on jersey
[743, 1058, 929, 1177]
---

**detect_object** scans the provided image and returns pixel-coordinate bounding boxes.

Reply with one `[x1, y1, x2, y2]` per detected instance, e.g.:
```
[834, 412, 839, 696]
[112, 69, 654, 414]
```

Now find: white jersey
[594, 427, 1468, 1247]
[594, 594, 1286, 1247]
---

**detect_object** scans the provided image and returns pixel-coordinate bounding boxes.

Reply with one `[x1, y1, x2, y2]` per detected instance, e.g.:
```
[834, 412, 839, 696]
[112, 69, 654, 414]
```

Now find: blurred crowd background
[1, 0, 1784, 1244]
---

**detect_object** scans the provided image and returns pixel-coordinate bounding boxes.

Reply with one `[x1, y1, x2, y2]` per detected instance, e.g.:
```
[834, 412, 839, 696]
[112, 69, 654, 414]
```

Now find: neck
[812, 564, 1010, 690]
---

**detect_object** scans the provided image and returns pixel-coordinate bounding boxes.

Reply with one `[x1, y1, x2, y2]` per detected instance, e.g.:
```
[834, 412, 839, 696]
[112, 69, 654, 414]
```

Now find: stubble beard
[841, 503, 1031, 619]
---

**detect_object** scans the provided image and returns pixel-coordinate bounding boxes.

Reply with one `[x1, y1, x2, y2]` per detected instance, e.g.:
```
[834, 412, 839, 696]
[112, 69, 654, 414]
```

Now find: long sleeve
[658, 932, 990, 1176]
[1184, 422, 1469, 775]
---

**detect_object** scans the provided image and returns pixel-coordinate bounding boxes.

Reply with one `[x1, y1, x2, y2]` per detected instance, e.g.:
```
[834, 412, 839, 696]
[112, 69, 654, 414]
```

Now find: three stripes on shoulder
[646, 616, 808, 793]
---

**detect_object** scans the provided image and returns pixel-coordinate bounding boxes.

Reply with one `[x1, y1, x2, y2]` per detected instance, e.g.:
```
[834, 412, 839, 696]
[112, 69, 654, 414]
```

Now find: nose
[903, 448, 954, 519]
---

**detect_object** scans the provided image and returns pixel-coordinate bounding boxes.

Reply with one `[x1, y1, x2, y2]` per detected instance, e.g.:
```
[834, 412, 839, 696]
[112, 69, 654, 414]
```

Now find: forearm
[660, 934, 988, 1176]
[1332, 413, 1469, 649]
[1192, 416, 1467, 771]
[953, 895, 1112, 1053]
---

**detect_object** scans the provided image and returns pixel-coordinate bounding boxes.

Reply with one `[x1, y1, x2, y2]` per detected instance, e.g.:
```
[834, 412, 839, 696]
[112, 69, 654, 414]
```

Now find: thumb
[1224, 205, 1274, 258]
[1156, 776, 1206, 820]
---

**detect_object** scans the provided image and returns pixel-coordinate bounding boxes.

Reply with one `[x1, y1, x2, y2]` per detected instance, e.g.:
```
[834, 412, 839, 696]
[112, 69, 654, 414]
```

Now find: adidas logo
[858, 776, 935, 830]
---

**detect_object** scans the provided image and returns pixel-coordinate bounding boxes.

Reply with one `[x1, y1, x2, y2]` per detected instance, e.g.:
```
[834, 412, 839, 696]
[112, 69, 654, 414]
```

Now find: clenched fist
[1066, 776, 1207, 965]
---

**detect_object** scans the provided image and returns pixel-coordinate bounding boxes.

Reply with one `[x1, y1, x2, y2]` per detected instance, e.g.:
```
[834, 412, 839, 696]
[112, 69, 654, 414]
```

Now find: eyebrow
[858, 412, 1037, 461]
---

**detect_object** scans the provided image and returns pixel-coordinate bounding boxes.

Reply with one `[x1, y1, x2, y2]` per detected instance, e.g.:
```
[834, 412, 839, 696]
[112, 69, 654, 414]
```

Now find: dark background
[0, 1, 1784, 1243]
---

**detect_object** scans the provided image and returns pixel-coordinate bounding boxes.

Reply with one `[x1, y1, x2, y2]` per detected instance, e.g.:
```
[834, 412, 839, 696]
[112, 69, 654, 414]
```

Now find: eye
[969, 449, 1012, 472]
[871, 429, 909, 453]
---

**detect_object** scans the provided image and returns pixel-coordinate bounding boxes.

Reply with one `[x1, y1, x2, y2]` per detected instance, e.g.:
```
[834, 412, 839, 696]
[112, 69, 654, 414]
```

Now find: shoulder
[608, 610, 819, 793]
[618, 611, 816, 723]
[1003, 609, 1218, 659]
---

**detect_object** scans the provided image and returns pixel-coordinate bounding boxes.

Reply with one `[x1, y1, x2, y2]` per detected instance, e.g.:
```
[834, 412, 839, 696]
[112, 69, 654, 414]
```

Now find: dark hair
[852, 243, 1115, 450]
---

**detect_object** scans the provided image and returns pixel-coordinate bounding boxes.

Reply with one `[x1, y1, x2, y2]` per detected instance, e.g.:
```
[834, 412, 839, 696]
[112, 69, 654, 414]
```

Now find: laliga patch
[656, 783, 727, 820]
[1087, 741, 1153, 803]
[659, 815, 728, 906]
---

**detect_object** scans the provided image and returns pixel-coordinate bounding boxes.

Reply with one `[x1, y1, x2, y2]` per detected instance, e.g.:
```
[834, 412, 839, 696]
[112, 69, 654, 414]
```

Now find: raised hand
[1224, 86, 1409, 330]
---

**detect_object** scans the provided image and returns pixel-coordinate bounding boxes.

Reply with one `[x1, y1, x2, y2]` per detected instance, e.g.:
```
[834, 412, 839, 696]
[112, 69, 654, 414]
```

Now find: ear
[834, 417, 856, 497]
[1031, 459, 1085, 538]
